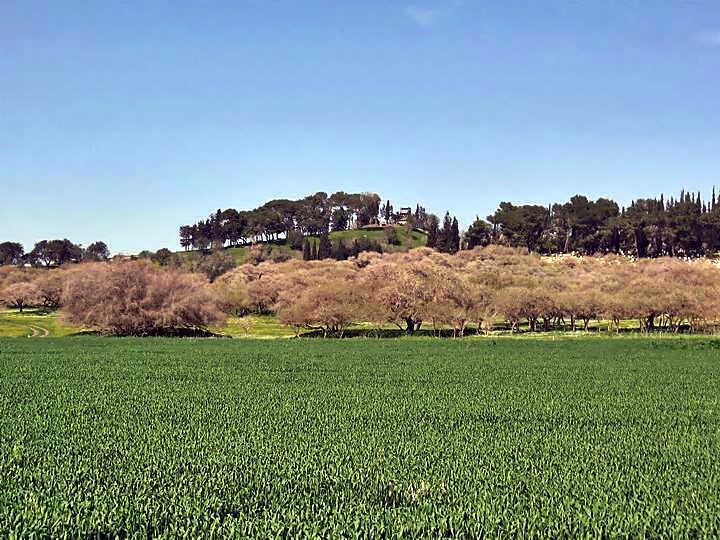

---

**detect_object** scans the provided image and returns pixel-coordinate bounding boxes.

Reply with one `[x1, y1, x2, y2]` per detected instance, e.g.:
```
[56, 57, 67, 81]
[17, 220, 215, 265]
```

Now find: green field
[1, 338, 719, 536]
[0, 309, 78, 338]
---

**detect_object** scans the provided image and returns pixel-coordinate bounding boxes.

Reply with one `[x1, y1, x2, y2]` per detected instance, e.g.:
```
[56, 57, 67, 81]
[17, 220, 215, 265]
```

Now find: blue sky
[1, 1, 719, 253]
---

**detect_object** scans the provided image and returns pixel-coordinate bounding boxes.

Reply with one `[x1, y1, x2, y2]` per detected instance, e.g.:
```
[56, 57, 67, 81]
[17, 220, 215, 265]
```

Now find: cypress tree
[426, 216, 439, 248]
[712, 187, 717, 211]
[383, 200, 393, 224]
[438, 211, 452, 252]
[212, 209, 223, 247]
[334, 239, 349, 260]
[302, 238, 311, 261]
[317, 233, 332, 259]
[449, 217, 460, 253]
[310, 240, 317, 261]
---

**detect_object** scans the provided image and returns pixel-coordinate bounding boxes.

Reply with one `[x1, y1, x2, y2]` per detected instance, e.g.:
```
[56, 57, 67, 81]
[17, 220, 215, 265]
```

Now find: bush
[286, 230, 305, 251]
[271, 252, 292, 263]
[61, 261, 224, 335]
[182, 250, 236, 282]
[247, 244, 272, 265]
[385, 228, 401, 245]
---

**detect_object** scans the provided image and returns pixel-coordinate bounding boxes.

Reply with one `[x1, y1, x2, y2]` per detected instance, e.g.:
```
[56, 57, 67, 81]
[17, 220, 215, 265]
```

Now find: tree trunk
[405, 317, 415, 334]
[646, 314, 655, 331]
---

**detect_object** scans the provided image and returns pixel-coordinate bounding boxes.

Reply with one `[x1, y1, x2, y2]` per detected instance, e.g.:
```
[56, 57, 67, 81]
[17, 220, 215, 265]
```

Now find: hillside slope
[180, 225, 427, 264]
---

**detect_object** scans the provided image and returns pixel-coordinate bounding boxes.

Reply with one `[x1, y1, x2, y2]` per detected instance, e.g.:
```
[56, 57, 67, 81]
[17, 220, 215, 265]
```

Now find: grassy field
[2, 308, 715, 339]
[0, 309, 79, 337]
[1, 338, 719, 536]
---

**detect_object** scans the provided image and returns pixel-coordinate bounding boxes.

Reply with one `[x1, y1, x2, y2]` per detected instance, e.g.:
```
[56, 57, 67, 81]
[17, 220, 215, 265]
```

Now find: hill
[179, 225, 427, 265]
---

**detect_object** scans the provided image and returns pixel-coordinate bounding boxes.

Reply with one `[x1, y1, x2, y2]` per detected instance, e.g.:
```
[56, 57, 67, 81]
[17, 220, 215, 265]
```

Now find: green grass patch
[211, 314, 296, 338]
[177, 225, 427, 262]
[0, 309, 79, 337]
[308, 225, 426, 252]
[1, 338, 719, 536]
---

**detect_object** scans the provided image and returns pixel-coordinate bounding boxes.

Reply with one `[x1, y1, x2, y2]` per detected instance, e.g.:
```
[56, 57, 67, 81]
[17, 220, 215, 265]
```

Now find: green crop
[1, 338, 719, 537]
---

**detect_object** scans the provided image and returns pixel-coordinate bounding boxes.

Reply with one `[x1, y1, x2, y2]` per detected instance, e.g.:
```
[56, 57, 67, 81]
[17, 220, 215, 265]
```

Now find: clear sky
[1, 1, 719, 253]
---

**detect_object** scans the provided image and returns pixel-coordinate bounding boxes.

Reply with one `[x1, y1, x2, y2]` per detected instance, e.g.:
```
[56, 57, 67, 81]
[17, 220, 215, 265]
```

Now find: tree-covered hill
[179, 224, 427, 265]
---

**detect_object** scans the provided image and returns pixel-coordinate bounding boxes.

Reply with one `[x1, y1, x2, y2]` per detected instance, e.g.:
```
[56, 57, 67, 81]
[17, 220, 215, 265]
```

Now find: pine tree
[302, 238, 311, 261]
[317, 233, 332, 259]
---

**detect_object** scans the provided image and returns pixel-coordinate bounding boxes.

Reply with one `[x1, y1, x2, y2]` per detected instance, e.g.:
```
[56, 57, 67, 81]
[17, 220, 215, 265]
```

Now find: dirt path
[28, 325, 50, 337]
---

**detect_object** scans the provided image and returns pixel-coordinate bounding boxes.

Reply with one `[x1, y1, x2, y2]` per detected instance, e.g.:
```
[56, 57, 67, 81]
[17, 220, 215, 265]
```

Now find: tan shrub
[61, 261, 224, 335]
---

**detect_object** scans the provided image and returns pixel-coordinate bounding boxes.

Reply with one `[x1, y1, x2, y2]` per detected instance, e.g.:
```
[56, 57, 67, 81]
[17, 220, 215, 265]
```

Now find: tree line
[216, 247, 720, 337]
[471, 189, 720, 257]
[179, 187, 720, 260]
[0, 239, 110, 268]
[179, 192, 385, 250]
[3, 246, 720, 336]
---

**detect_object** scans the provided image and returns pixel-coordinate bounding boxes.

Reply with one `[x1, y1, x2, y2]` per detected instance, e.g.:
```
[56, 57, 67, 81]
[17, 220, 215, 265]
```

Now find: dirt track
[28, 325, 49, 337]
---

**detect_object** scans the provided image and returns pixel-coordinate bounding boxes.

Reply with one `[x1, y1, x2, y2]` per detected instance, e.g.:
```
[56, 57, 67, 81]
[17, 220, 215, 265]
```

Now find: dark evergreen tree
[179, 226, 193, 251]
[464, 218, 492, 250]
[712, 187, 717, 212]
[331, 207, 349, 232]
[302, 238, 311, 261]
[437, 211, 453, 252]
[334, 239, 350, 260]
[310, 240, 318, 261]
[449, 217, 460, 253]
[317, 233, 332, 259]
[426, 215, 439, 248]
[383, 200, 393, 224]
[487, 202, 549, 253]
[84, 241, 110, 261]
[212, 209, 223, 247]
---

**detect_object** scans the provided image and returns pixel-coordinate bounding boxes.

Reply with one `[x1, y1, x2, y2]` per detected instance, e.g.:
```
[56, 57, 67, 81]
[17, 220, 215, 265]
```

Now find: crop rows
[1, 338, 719, 537]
